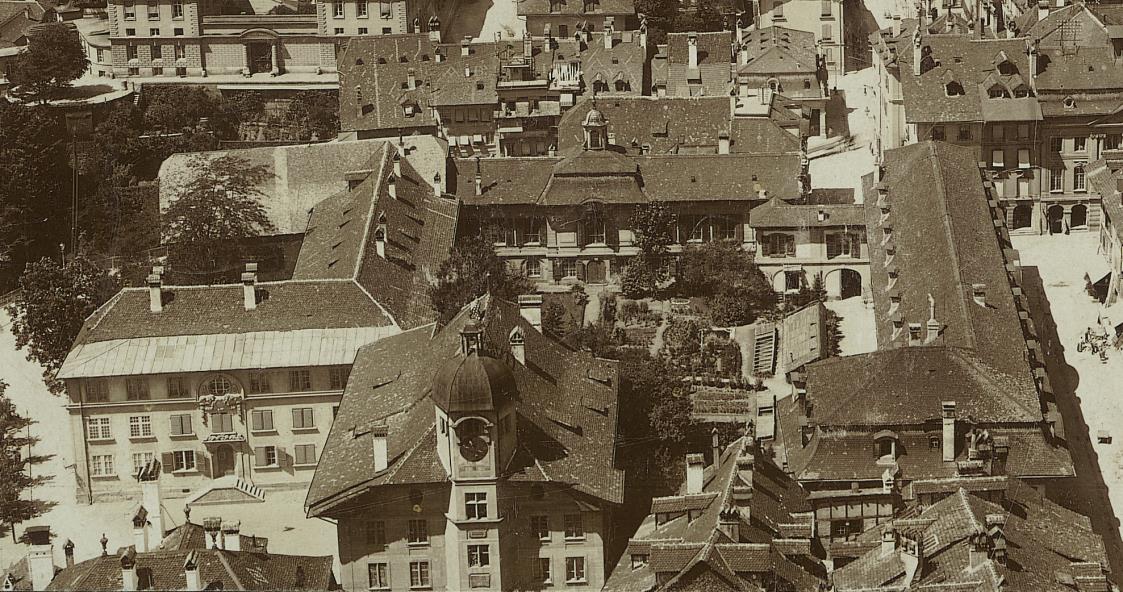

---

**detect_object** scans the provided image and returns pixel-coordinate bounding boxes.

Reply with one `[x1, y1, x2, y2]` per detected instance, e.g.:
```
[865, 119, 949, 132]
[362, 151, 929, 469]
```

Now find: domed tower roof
[583, 106, 608, 128]
[432, 351, 517, 413]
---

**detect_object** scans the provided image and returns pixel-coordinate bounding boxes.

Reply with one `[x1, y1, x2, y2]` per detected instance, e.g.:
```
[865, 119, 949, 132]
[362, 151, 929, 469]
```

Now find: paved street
[1014, 232, 1123, 577]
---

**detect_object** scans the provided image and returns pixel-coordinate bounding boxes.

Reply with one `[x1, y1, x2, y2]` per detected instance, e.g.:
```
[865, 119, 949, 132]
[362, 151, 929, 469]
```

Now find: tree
[635, 0, 678, 44]
[288, 91, 341, 141]
[0, 103, 72, 292]
[627, 202, 677, 297]
[6, 256, 120, 392]
[8, 24, 88, 101]
[680, 0, 725, 32]
[0, 385, 55, 538]
[162, 155, 276, 283]
[428, 235, 532, 323]
[542, 300, 568, 338]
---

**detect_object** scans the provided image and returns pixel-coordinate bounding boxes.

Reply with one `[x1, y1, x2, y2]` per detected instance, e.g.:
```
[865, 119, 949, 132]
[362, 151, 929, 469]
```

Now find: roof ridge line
[350, 148, 401, 330]
[214, 550, 245, 590]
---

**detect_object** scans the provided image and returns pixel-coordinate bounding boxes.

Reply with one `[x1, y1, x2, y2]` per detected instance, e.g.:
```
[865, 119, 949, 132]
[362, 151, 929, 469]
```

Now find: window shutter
[182, 415, 192, 435]
[785, 235, 796, 256]
[197, 451, 211, 478]
[760, 235, 771, 256]
[826, 234, 841, 258]
[576, 261, 587, 282]
[161, 452, 175, 473]
[291, 408, 301, 428]
[254, 447, 267, 467]
[279, 447, 294, 470]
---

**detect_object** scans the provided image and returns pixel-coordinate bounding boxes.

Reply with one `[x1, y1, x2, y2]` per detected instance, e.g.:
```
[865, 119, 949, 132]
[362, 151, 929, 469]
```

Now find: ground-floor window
[1012, 204, 1033, 230]
[91, 454, 115, 477]
[565, 557, 586, 583]
[409, 561, 430, 588]
[368, 563, 389, 589]
[785, 270, 802, 292]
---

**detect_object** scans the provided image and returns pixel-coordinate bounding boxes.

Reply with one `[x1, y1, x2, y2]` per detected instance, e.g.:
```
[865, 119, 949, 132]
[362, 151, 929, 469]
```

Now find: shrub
[709, 290, 757, 327]
[620, 263, 656, 299]
[663, 317, 704, 360]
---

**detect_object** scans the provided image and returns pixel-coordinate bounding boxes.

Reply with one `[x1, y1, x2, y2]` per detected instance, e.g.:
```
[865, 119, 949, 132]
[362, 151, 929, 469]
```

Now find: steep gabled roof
[337, 34, 440, 134]
[736, 26, 818, 76]
[666, 31, 733, 97]
[306, 296, 624, 513]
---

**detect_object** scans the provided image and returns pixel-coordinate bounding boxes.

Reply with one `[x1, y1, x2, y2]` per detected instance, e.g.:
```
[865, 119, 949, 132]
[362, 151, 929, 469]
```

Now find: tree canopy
[624, 202, 677, 297]
[6, 256, 120, 392]
[676, 240, 776, 325]
[0, 385, 55, 538]
[428, 235, 532, 323]
[0, 103, 71, 292]
[8, 24, 89, 101]
[161, 154, 276, 283]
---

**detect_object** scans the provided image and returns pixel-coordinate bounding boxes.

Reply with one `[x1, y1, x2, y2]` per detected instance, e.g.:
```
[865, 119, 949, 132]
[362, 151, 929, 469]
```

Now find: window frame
[357, 0, 368, 16]
[128, 415, 153, 439]
[368, 562, 390, 590]
[131, 452, 155, 476]
[170, 414, 193, 436]
[86, 417, 112, 441]
[565, 557, 586, 584]
[125, 377, 149, 401]
[329, 367, 350, 390]
[1074, 136, 1088, 153]
[292, 407, 316, 430]
[563, 513, 584, 540]
[254, 445, 278, 468]
[531, 515, 550, 541]
[289, 369, 312, 392]
[332, 1, 344, 17]
[172, 449, 197, 472]
[248, 372, 271, 394]
[467, 544, 490, 568]
[85, 379, 109, 402]
[294, 443, 317, 466]
[1050, 166, 1064, 192]
[409, 561, 430, 588]
[210, 412, 234, 434]
[408, 518, 429, 545]
[1074, 164, 1087, 192]
[465, 492, 488, 520]
[251, 409, 275, 433]
[171, 0, 183, 18]
[91, 454, 115, 477]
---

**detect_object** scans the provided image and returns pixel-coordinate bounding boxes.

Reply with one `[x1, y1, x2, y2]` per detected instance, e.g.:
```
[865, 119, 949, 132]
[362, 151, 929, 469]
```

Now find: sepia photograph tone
[0, 0, 1120, 588]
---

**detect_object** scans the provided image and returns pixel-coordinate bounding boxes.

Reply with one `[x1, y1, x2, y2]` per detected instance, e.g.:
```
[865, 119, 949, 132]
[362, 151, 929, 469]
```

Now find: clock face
[459, 435, 490, 462]
[457, 420, 490, 462]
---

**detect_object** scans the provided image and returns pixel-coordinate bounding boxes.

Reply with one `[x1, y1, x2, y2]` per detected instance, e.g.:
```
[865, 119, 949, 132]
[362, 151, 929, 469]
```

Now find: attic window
[945, 81, 965, 96]
[355, 58, 364, 65]
[421, 53, 430, 61]
[476, 81, 485, 90]
[611, 57, 619, 64]
[1013, 85, 1031, 98]
[399, 55, 408, 62]
[996, 60, 1015, 76]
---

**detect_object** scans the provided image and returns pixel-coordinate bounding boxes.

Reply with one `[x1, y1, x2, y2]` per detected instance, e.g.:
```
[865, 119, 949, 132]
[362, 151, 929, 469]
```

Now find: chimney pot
[184, 551, 202, 591]
[474, 173, 483, 196]
[685, 453, 705, 494]
[687, 33, 699, 69]
[120, 548, 138, 592]
[221, 521, 241, 552]
[880, 527, 896, 557]
[393, 153, 402, 178]
[942, 401, 957, 462]
[25, 527, 54, 592]
[718, 131, 731, 154]
[64, 539, 75, 568]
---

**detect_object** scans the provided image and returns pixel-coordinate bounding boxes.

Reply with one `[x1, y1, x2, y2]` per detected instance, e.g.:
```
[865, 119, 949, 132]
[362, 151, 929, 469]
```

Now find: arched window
[945, 81, 965, 96]
[205, 376, 235, 397]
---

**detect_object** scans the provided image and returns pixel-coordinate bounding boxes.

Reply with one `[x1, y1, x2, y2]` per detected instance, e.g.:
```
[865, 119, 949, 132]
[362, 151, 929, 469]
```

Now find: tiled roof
[429, 42, 500, 106]
[0, 557, 32, 591]
[46, 548, 335, 591]
[452, 152, 802, 205]
[1087, 159, 1123, 235]
[0, 1, 41, 46]
[580, 31, 647, 96]
[895, 32, 1041, 124]
[604, 438, 820, 591]
[337, 34, 440, 134]
[867, 142, 1039, 382]
[306, 296, 625, 513]
[729, 117, 800, 154]
[749, 196, 865, 228]
[779, 302, 826, 374]
[666, 31, 733, 97]
[833, 486, 1109, 591]
[292, 140, 459, 329]
[516, 0, 634, 17]
[558, 96, 733, 155]
[157, 140, 390, 235]
[736, 26, 818, 76]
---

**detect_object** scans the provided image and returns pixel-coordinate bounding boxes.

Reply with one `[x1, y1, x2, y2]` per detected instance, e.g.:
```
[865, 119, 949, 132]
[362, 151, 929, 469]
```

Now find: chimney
[912, 33, 922, 77]
[892, 14, 901, 36]
[221, 521, 241, 552]
[685, 453, 705, 494]
[969, 532, 988, 568]
[972, 283, 986, 307]
[432, 173, 442, 197]
[518, 294, 543, 330]
[132, 507, 151, 553]
[393, 153, 402, 178]
[942, 401, 957, 462]
[203, 517, 222, 550]
[25, 527, 54, 592]
[900, 535, 923, 588]
[354, 85, 363, 115]
[711, 427, 721, 465]
[140, 461, 164, 543]
[64, 539, 75, 568]
[740, 44, 749, 65]
[388, 173, 398, 200]
[925, 293, 939, 344]
[986, 514, 1007, 565]
[880, 527, 896, 557]
[688, 34, 699, 69]
[461, 37, 471, 56]
[241, 264, 257, 311]
[718, 131, 730, 154]
[717, 508, 740, 542]
[407, 68, 417, 90]
[604, 26, 613, 49]
[372, 423, 388, 472]
[184, 551, 202, 591]
[120, 548, 138, 592]
[147, 272, 163, 313]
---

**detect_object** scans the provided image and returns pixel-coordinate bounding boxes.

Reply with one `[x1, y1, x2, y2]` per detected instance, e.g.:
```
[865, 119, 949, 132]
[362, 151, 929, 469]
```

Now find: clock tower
[432, 321, 518, 591]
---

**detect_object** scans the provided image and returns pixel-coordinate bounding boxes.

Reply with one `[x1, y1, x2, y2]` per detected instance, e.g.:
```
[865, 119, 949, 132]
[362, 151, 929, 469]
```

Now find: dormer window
[873, 430, 899, 462]
[1064, 96, 1076, 109]
[945, 81, 965, 96]
[988, 85, 1009, 99]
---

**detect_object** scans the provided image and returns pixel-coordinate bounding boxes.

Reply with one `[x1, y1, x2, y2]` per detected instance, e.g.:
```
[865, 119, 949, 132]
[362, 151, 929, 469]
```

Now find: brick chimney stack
[685, 453, 705, 494]
[242, 263, 257, 311]
[147, 270, 163, 313]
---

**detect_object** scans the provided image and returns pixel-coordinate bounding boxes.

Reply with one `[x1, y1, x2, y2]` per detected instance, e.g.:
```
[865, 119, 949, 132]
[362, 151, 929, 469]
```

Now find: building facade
[307, 297, 625, 592]
[751, 0, 846, 80]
